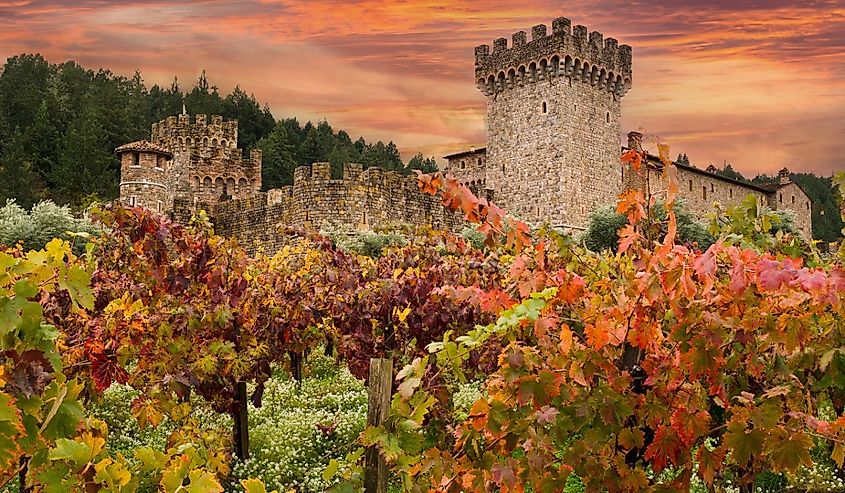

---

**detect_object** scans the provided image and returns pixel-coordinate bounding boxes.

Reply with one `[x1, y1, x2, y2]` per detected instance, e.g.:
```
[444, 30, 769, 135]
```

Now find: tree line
[0, 54, 437, 209]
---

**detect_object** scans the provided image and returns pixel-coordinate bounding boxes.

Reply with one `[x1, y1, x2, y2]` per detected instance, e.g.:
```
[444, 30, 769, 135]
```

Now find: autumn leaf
[644, 426, 683, 472]
[670, 407, 710, 446]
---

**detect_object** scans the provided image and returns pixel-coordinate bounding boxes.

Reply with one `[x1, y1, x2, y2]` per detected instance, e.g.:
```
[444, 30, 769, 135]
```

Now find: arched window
[203, 137, 209, 147]
[203, 176, 212, 190]
[238, 178, 247, 193]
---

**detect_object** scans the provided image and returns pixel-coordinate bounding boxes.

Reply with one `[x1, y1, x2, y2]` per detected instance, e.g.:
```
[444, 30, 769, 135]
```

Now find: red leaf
[644, 425, 683, 472]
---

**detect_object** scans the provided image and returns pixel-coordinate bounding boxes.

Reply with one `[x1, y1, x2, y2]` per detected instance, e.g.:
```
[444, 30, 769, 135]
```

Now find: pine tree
[53, 107, 118, 205]
[256, 122, 297, 188]
[407, 153, 438, 174]
[0, 135, 46, 208]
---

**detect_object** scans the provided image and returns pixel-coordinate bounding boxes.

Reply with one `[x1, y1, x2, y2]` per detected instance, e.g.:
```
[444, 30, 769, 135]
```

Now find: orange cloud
[0, 0, 842, 176]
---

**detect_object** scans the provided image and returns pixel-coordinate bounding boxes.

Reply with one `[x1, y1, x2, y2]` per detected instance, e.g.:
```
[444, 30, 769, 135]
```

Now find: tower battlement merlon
[474, 16, 632, 97]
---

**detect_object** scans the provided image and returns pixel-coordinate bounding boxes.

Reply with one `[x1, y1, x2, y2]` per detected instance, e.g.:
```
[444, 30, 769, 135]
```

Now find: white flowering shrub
[452, 381, 483, 422]
[0, 199, 100, 254]
[230, 353, 367, 492]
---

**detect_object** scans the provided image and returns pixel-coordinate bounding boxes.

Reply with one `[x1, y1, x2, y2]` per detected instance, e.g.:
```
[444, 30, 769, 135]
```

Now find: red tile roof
[114, 140, 172, 157]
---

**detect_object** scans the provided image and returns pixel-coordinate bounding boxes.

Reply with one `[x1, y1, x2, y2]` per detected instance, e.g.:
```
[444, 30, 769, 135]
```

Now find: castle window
[703, 186, 707, 201]
[710, 184, 714, 193]
[502, 163, 505, 173]
[729, 188, 733, 198]
[129, 196, 136, 207]
[791, 195, 795, 205]
[606, 112, 610, 123]
[362, 212, 367, 225]
[461, 160, 466, 169]
[477, 158, 482, 167]
[542, 102, 547, 114]
[779, 193, 783, 204]
[688, 180, 693, 192]
[157, 201, 163, 213]
[807, 202, 810, 210]
[131, 153, 140, 167]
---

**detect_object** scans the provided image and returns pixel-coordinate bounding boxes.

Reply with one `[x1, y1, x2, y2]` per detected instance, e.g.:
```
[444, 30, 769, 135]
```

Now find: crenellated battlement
[151, 114, 239, 150]
[474, 16, 632, 98]
[291, 163, 417, 189]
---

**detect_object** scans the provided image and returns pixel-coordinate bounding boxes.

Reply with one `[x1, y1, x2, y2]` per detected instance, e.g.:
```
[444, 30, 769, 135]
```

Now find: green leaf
[322, 459, 340, 483]
[724, 422, 764, 465]
[49, 438, 91, 466]
[185, 469, 222, 492]
[134, 447, 168, 471]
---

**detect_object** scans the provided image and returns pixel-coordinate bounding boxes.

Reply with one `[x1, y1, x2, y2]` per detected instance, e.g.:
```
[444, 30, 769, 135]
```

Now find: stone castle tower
[447, 17, 633, 229]
[117, 113, 262, 212]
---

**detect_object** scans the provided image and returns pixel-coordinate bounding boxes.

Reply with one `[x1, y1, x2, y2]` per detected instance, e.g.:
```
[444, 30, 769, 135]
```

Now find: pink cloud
[0, 0, 842, 175]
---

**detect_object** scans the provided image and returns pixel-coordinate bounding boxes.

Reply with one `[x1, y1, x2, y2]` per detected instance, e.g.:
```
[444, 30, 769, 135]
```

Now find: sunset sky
[1, 0, 843, 176]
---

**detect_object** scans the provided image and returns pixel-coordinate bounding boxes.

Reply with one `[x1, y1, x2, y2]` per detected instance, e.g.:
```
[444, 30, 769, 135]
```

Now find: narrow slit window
[542, 102, 547, 114]
[703, 186, 707, 200]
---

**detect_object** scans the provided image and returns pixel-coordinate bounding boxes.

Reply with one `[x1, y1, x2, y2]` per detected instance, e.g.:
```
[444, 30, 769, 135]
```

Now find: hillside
[0, 54, 437, 209]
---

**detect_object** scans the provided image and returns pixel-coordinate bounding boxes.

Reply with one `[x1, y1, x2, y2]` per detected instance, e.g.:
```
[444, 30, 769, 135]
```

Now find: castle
[116, 15, 812, 252]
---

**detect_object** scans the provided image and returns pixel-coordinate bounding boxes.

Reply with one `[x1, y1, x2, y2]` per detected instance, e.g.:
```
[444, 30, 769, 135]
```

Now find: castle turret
[149, 114, 261, 206]
[116, 140, 172, 213]
[474, 16, 632, 229]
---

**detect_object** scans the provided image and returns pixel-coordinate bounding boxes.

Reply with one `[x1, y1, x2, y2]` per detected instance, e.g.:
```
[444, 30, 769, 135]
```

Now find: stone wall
[485, 75, 623, 229]
[622, 145, 814, 240]
[476, 17, 630, 230]
[769, 182, 812, 238]
[119, 151, 169, 213]
[674, 166, 768, 216]
[192, 163, 466, 255]
[151, 114, 262, 208]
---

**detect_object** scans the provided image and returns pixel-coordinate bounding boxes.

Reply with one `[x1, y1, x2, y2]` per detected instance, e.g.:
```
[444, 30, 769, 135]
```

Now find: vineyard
[2, 141, 845, 492]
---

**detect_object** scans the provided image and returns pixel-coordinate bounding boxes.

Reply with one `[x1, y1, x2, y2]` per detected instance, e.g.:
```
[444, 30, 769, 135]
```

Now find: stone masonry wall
[769, 182, 812, 239]
[485, 75, 623, 229]
[119, 151, 169, 213]
[623, 159, 813, 240]
[202, 163, 466, 255]
[477, 17, 630, 230]
[151, 114, 262, 208]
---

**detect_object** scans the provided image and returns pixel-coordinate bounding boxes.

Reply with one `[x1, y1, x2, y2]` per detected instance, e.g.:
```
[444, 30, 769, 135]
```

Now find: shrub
[324, 228, 407, 258]
[0, 199, 99, 253]
[581, 200, 713, 253]
[230, 353, 367, 492]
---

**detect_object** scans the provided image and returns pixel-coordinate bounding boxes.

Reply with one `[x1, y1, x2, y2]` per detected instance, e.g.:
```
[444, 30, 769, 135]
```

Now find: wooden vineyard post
[233, 380, 249, 460]
[364, 357, 393, 493]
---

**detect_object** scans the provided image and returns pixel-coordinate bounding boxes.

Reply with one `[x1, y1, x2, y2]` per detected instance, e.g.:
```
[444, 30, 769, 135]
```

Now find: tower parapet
[151, 114, 239, 152]
[474, 16, 632, 98]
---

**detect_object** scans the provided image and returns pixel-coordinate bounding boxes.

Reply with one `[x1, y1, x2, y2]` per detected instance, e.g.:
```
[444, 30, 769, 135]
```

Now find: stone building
[444, 16, 812, 238]
[117, 14, 813, 251]
[117, 112, 262, 213]
[623, 132, 812, 238]
[445, 17, 633, 229]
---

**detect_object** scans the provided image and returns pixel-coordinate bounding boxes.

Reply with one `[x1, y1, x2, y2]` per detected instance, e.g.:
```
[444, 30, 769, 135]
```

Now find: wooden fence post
[232, 380, 249, 460]
[364, 357, 393, 493]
